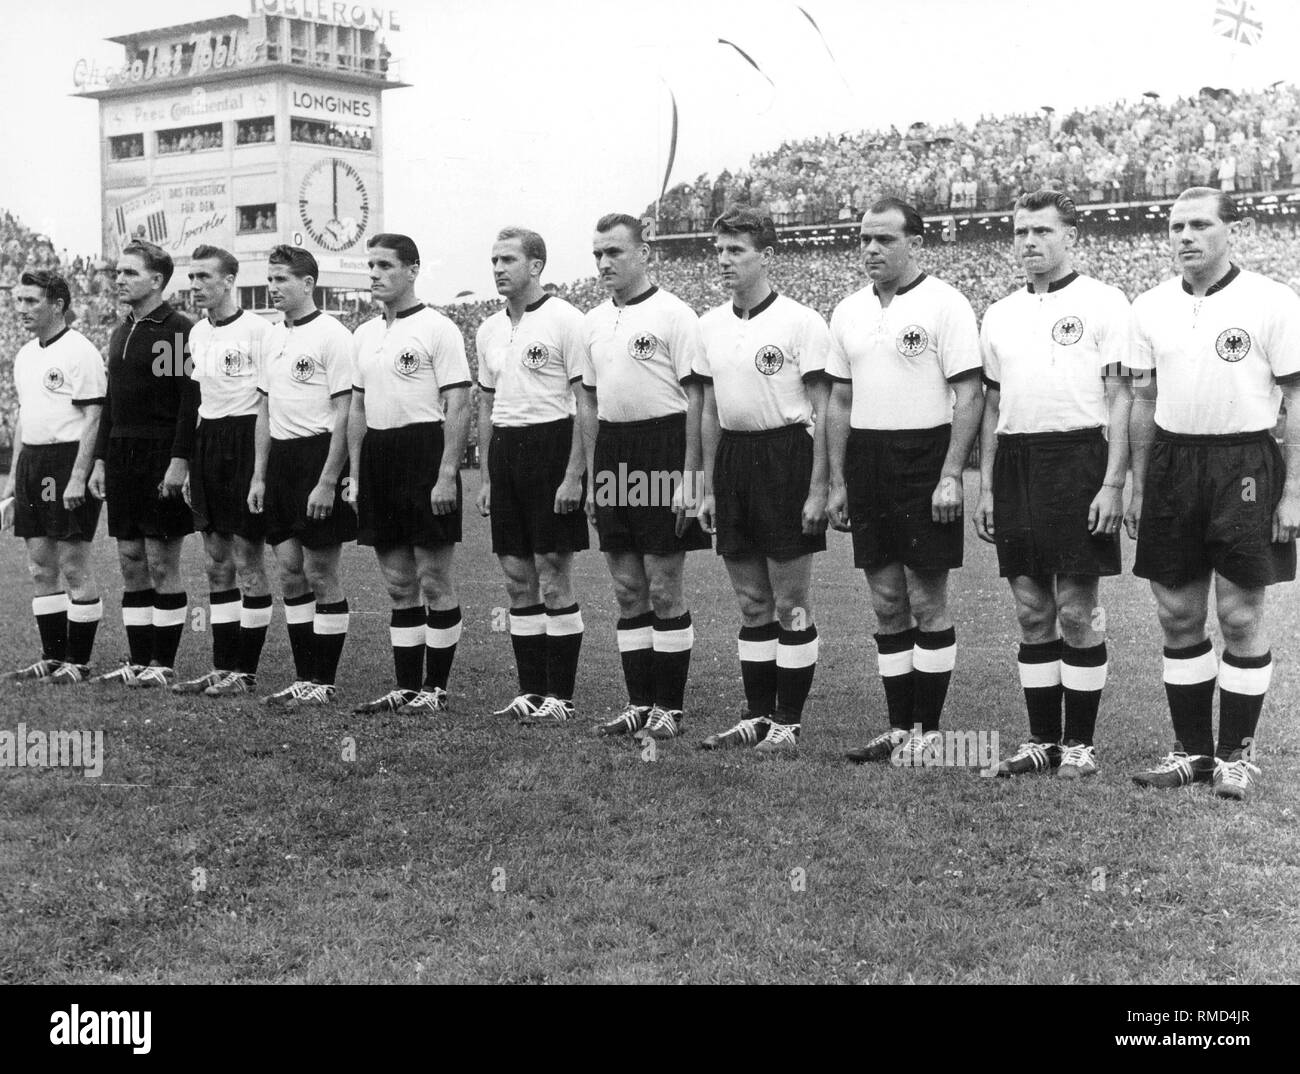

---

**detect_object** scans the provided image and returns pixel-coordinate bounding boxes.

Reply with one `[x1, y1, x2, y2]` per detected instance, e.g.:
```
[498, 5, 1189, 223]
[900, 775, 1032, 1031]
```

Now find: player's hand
[554, 473, 583, 515]
[1123, 489, 1142, 540]
[476, 480, 490, 517]
[826, 483, 851, 531]
[430, 474, 458, 516]
[584, 492, 597, 526]
[89, 460, 107, 501]
[180, 474, 192, 509]
[341, 476, 358, 507]
[247, 478, 265, 515]
[0, 496, 12, 531]
[671, 474, 696, 538]
[697, 493, 717, 535]
[159, 458, 188, 500]
[63, 474, 88, 511]
[1273, 490, 1300, 543]
[1089, 484, 1124, 536]
[931, 474, 964, 524]
[973, 489, 996, 543]
[306, 480, 335, 520]
[801, 487, 828, 537]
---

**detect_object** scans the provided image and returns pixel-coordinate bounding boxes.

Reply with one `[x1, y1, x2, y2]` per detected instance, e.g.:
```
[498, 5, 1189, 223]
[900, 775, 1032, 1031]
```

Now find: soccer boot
[753, 721, 799, 754]
[4, 657, 63, 682]
[398, 687, 449, 715]
[518, 695, 574, 725]
[996, 740, 1063, 777]
[595, 703, 652, 737]
[129, 665, 176, 689]
[262, 680, 314, 707]
[353, 688, 417, 715]
[641, 706, 684, 740]
[47, 662, 91, 686]
[1057, 743, 1098, 780]
[172, 669, 228, 695]
[91, 661, 147, 686]
[1132, 746, 1216, 789]
[699, 713, 771, 751]
[493, 693, 544, 720]
[845, 727, 909, 764]
[896, 729, 943, 767]
[205, 672, 257, 697]
[286, 682, 336, 708]
[1213, 750, 1261, 802]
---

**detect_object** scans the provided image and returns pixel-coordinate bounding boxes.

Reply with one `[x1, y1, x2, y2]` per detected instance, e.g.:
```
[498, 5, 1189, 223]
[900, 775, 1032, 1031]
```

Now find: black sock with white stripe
[738, 621, 780, 716]
[1018, 638, 1063, 743]
[424, 606, 462, 691]
[390, 606, 426, 692]
[545, 603, 583, 701]
[1162, 639, 1216, 757]
[33, 592, 68, 662]
[874, 628, 916, 730]
[913, 627, 956, 733]
[1217, 650, 1271, 761]
[312, 600, 349, 686]
[66, 597, 102, 665]
[122, 588, 155, 666]
[617, 612, 655, 707]
[209, 588, 241, 671]
[652, 612, 693, 712]
[237, 594, 273, 674]
[1062, 642, 1107, 747]
[774, 624, 818, 724]
[509, 603, 547, 696]
[283, 593, 315, 680]
[152, 591, 188, 667]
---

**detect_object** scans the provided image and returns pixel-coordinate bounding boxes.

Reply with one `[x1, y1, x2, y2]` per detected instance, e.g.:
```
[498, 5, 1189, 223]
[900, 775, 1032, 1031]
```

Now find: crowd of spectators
[651, 83, 1300, 232]
[291, 119, 373, 151]
[157, 124, 223, 155]
[237, 206, 278, 234]
[235, 118, 277, 145]
[109, 134, 145, 161]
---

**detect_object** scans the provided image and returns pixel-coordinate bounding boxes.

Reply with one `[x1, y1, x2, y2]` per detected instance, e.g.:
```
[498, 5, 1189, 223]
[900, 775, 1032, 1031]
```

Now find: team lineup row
[4, 187, 1298, 803]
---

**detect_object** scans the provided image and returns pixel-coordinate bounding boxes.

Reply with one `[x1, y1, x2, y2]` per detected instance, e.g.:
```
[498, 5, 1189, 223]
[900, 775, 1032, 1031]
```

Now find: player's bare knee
[27, 557, 59, 591]
[735, 587, 774, 626]
[647, 576, 685, 619]
[1217, 602, 1265, 649]
[774, 591, 811, 629]
[1056, 600, 1099, 647]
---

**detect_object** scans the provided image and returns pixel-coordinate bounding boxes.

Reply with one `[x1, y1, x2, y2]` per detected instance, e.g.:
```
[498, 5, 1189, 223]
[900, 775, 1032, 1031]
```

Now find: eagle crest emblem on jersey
[222, 349, 244, 376]
[1215, 328, 1251, 363]
[394, 349, 421, 376]
[896, 325, 928, 357]
[522, 342, 550, 370]
[42, 368, 64, 391]
[754, 344, 785, 376]
[291, 355, 316, 382]
[1052, 316, 1084, 346]
[628, 332, 660, 361]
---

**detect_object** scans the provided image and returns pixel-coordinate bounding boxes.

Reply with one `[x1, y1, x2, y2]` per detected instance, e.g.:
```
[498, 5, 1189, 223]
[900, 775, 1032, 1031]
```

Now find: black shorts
[357, 422, 460, 548]
[104, 435, 195, 541]
[715, 423, 825, 560]
[845, 424, 962, 572]
[489, 418, 589, 558]
[191, 415, 265, 541]
[592, 413, 711, 556]
[993, 427, 1120, 579]
[265, 433, 357, 550]
[1134, 427, 1295, 589]
[12, 441, 102, 541]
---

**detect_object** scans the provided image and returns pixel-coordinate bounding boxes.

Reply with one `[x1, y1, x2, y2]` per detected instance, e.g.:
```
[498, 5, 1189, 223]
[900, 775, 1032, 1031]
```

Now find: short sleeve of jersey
[826, 303, 851, 382]
[557, 302, 586, 384]
[475, 321, 495, 391]
[937, 290, 982, 380]
[1128, 293, 1157, 372]
[1261, 281, 1300, 382]
[578, 316, 598, 390]
[351, 322, 369, 391]
[979, 308, 1001, 386]
[323, 324, 355, 397]
[256, 330, 276, 395]
[796, 306, 831, 377]
[692, 319, 713, 380]
[433, 317, 472, 390]
[666, 300, 705, 383]
[68, 335, 107, 404]
[1095, 286, 1134, 373]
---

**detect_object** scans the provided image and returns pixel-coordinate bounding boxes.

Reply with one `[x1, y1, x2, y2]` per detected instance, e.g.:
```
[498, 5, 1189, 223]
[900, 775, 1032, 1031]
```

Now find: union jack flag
[1213, 1, 1264, 46]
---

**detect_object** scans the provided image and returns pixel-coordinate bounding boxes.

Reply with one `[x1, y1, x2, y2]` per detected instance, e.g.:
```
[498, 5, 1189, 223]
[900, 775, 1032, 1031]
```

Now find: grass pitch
[1, 471, 1298, 984]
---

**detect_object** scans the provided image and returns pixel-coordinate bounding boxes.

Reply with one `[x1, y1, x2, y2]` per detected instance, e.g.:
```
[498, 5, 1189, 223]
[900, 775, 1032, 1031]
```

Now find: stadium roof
[108, 15, 245, 46]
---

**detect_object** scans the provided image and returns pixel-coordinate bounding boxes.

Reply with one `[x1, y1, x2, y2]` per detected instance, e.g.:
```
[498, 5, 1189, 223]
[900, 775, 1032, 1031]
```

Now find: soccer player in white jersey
[579, 213, 711, 741]
[1126, 188, 1300, 801]
[248, 245, 357, 709]
[475, 227, 590, 724]
[2, 272, 105, 684]
[173, 246, 275, 698]
[693, 209, 830, 755]
[826, 198, 984, 766]
[344, 234, 472, 716]
[974, 190, 1134, 780]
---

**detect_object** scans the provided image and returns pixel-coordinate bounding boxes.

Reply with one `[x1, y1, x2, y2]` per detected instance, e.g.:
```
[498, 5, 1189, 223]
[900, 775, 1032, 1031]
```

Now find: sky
[2, 0, 1298, 302]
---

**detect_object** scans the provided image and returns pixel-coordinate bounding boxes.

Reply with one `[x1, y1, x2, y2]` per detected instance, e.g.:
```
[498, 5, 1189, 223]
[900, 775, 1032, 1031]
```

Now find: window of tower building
[156, 123, 224, 155]
[290, 117, 373, 151]
[239, 285, 269, 311]
[109, 133, 145, 161]
[237, 203, 278, 234]
[236, 117, 276, 145]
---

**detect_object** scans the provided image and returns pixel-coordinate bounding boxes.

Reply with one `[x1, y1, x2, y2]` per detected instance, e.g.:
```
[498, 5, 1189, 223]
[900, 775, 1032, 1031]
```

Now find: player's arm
[307, 391, 351, 520]
[89, 364, 112, 500]
[826, 380, 853, 530]
[803, 376, 831, 536]
[64, 404, 103, 511]
[432, 385, 470, 516]
[934, 371, 983, 524]
[247, 393, 270, 514]
[1274, 380, 1300, 543]
[162, 322, 198, 499]
[697, 382, 720, 534]
[674, 378, 704, 536]
[343, 388, 366, 506]
[579, 384, 598, 524]
[554, 381, 587, 515]
[1125, 369, 1156, 539]
[974, 383, 999, 543]
[2, 416, 22, 508]
[476, 388, 494, 517]
[1090, 373, 1132, 536]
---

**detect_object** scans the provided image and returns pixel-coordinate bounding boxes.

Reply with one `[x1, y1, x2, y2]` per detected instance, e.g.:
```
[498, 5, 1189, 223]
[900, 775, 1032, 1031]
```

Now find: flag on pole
[717, 38, 775, 89]
[1213, 1, 1264, 46]
[659, 82, 679, 204]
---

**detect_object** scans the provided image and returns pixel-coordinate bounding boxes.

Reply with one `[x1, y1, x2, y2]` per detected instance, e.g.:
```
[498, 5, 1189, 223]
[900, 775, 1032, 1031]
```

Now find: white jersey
[257, 310, 355, 439]
[579, 285, 705, 423]
[826, 273, 981, 430]
[190, 309, 275, 420]
[13, 327, 106, 445]
[477, 294, 584, 427]
[695, 291, 830, 432]
[352, 304, 472, 431]
[1131, 265, 1300, 435]
[980, 272, 1133, 435]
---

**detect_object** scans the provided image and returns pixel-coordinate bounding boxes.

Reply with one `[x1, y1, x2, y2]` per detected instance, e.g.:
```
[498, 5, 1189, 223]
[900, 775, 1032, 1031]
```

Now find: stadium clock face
[298, 158, 370, 252]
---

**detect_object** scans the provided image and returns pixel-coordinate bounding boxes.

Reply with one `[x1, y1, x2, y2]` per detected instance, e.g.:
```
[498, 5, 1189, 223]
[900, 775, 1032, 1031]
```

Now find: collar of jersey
[128, 301, 172, 326]
[873, 272, 926, 299]
[523, 294, 551, 313]
[39, 327, 70, 349]
[394, 302, 425, 319]
[288, 310, 322, 327]
[617, 285, 658, 308]
[732, 289, 779, 320]
[211, 309, 243, 328]
[1181, 263, 1239, 297]
[1026, 270, 1079, 295]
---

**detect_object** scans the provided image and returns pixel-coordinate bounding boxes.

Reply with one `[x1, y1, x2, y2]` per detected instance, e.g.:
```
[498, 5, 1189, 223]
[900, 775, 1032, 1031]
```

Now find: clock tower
[75, 2, 409, 315]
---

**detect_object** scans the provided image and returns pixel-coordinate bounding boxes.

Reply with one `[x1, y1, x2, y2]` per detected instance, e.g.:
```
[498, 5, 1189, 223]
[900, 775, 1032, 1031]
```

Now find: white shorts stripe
[1018, 660, 1062, 689]
[122, 606, 153, 628]
[877, 649, 914, 678]
[1218, 659, 1272, 697]
[153, 604, 188, 629]
[653, 626, 695, 654]
[738, 638, 779, 663]
[240, 605, 273, 629]
[1163, 649, 1218, 686]
[67, 600, 103, 624]
[617, 627, 654, 652]
[210, 601, 241, 625]
[33, 593, 68, 617]
[426, 622, 463, 648]
[390, 624, 426, 647]
[314, 612, 350, 636]
[777, 636, 819, 670]
[509, 613, 547, 637]
[546, 611, 584, 637]
[284, 600, 316, 625]
[1061, 661, 1108, 693]
[913, 643, 956, 674]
